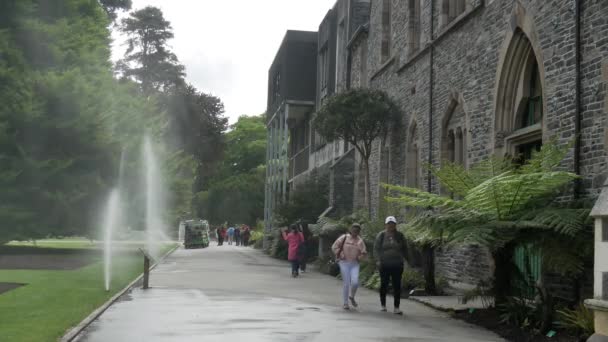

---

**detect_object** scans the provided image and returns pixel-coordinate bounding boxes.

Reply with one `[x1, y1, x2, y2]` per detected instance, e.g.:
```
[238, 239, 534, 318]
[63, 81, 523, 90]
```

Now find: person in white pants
[332, 223, 367, 310]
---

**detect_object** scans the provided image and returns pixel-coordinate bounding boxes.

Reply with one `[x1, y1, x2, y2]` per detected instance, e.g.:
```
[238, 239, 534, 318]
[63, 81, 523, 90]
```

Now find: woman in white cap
[332, 223, 367, 310]
[373, 216, 407, 315]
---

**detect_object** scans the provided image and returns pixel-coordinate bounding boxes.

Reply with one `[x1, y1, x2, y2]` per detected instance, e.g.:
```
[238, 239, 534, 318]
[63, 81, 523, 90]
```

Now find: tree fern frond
[468, 155, 515, 182]
[521, 208, 591, 237]
[430, 161, 477, 197]
[383, 183, 459, 209]
[520, 137, 573, 173]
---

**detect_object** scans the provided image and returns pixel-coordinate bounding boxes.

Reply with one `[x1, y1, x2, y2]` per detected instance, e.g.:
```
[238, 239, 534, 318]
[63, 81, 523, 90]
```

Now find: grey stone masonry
[344, 0, 608, 288]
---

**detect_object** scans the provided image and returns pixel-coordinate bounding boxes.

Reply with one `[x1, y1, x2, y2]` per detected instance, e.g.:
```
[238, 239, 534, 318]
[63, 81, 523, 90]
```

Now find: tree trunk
[492, 246, 514, 305]
[423, 244, 437, 294]
[363, 157, 372, 219]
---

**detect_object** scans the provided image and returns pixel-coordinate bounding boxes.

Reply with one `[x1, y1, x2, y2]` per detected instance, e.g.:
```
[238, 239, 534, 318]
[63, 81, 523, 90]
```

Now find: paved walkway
[76, 245, 503, 342]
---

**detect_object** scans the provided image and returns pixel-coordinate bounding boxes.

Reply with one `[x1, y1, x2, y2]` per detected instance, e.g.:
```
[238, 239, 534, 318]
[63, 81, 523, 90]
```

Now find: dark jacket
[373, 230, 407, 267]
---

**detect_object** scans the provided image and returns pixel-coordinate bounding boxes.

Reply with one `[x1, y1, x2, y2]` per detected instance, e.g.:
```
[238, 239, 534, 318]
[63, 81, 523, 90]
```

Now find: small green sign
[546, 330, 556, 337]
[468, 308, 475, 314]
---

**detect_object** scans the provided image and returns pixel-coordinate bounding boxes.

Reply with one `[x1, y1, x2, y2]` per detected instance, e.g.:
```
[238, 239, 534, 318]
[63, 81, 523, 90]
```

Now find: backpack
[379, 230, 405, 247]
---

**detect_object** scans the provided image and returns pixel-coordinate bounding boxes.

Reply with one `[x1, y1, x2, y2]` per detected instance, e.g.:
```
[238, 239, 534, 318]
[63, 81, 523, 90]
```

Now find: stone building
[266, 0, 608, 292]
[264, 30, 318, 247]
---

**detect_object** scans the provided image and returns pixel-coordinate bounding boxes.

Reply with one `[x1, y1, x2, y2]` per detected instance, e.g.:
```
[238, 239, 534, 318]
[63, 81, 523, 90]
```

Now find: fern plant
[383, 140, 593, 305]
[555, 303, 595, 337]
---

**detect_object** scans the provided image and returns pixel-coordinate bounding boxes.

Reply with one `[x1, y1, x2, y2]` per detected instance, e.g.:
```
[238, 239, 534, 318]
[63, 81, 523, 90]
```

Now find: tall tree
[194, 115, 267, 225]
[0, 0, 138, 242]
[313, 89, 402, 217]
[98, 0, 132, 21]
[165, 85, 228, 192]
[117, 6, 185, 94]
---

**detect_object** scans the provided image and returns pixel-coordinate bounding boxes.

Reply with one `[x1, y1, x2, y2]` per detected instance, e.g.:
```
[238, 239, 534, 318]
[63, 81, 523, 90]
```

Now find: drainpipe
[423, 0, 437, 295]
[574, 0, 582, 198]
[427, 2, 435, 192]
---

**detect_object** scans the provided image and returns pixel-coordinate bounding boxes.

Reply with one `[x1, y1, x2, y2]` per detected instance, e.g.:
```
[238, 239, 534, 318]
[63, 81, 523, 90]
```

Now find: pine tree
[117, 6, 185, 94]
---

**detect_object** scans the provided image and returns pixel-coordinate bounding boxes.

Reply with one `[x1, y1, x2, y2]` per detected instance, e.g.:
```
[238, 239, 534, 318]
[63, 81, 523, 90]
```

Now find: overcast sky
[111, 0, 335, 124]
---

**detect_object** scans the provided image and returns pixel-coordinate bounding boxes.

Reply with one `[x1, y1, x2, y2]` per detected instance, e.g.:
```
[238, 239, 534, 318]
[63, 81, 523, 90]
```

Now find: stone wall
[346, 0, 608, 288]
[435, 245, 494, 290]
[330, 148, 356, 217]
[580, 0, 608, 195]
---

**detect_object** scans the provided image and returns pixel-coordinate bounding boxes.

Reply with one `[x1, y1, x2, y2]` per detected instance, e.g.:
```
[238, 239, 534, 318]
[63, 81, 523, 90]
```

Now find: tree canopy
[194, 115, 267, 225]
[0, 1, 227, 243]
[117, 6, 185, 93]
[314, 88, 402, 216]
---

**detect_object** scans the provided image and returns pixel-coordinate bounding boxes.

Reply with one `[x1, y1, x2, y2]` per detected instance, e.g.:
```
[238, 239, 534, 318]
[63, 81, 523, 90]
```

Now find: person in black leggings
[373, 216, 407, 315]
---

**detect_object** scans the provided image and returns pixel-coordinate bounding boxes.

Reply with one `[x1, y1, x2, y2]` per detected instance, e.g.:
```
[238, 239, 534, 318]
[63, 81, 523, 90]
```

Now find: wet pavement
[76, 245, 503, 342]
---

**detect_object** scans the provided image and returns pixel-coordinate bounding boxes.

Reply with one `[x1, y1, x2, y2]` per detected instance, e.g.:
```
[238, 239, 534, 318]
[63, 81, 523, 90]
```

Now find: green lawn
[7, 238, 97, 250]
[0, 243, 178, 342]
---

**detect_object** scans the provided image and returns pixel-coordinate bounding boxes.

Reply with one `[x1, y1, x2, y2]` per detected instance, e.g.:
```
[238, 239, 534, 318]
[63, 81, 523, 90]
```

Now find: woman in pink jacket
[332, 223, 367, 310]
[282, 224, 304, 278]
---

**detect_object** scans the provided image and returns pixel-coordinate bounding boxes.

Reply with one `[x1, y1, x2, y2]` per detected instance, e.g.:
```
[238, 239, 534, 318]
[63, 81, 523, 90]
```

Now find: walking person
[216, 227, 224, 246]
[220, 226, 227, 246]
[241, 225, 250, 247]
[332, 223, 367, 310]
[282, 225, 304, 278]
[374, 216, 407, 315]
[227, 226, 235, 245]
[298, 224, 312, 273]
[235, 227, 241, 246]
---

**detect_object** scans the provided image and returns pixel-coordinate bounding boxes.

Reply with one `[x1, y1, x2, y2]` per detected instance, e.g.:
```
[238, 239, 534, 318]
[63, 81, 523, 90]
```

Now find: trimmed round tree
[313, 89, 402, 217]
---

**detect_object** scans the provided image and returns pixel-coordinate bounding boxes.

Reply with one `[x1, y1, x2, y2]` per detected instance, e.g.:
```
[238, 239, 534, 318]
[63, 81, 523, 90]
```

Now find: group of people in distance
[215, 225, 251, 247]
[282, 216, 406, 314]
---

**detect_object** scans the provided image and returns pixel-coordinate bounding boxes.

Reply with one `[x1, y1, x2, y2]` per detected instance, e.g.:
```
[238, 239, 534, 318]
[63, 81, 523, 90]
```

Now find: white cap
[385, 216, 397, 224]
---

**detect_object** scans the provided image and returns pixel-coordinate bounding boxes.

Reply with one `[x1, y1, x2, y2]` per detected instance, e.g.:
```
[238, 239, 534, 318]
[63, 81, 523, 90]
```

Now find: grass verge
[0, 243, 177, 342]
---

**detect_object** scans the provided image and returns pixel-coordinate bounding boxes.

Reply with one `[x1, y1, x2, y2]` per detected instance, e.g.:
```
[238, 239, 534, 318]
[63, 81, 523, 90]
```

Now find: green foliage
[385, 140, 593, 333]
[402, 268, 425, 290]
[269, 229, 288, 260]
[275, 170, 329, 226]
[98, 0, 132, 20]
[461, 279, 495, 309]
[498, 297, 537, 329]
[314, 89, 402, 215]
[555, 303, 595, 337]
[313, 89, 402, 159]
[385, 141, 586, 255]
[249, 230, 264, 245]
[165, 84, 228, 191]
[364, 271, 382, 290]
[222, 115, 267, 175]
[0, 0, 137, 241]
[194, 115, 266, 225]
[117, 6, 185, 93]
[0, 1, 206, 242]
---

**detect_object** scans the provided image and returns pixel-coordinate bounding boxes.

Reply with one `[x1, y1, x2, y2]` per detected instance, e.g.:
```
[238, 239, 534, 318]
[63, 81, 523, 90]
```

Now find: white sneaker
[381, 306, 387, 312]
[393, 308, 403, 315]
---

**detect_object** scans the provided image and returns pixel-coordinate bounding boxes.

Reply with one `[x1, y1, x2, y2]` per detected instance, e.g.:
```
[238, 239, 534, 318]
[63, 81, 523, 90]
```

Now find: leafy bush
[358, 259, 376, 282]
[402, 269, 425, 291]
[435, 276, 450, 295]
[269, 229, 288, 260]
[274, 170, 329, 226]
[249, 230, 264, 244]
[498, 297, 537, 329]
[364, 271, 381, 290]
[461, 279, 495, 309]
[555, 303, 594, 337]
